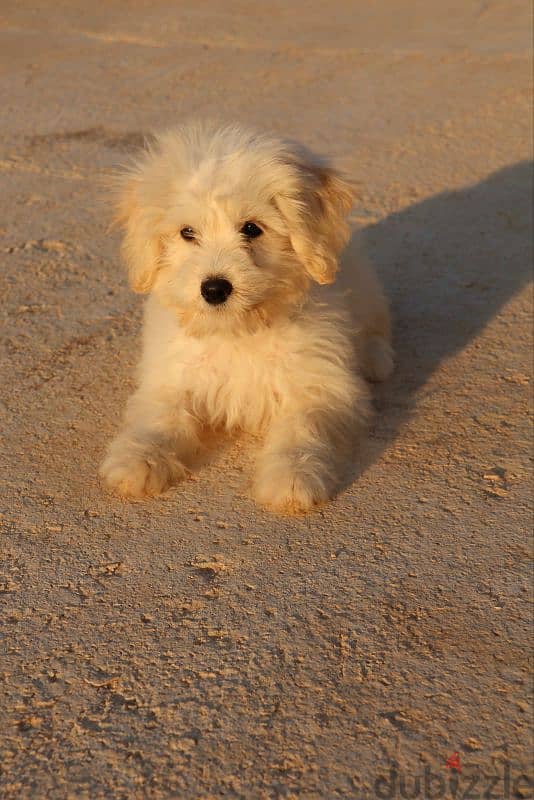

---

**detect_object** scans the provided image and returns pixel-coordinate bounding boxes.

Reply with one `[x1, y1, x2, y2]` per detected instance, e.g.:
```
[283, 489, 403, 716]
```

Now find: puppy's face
[115, 124, 354, 337]
[153, 178, 309, 336]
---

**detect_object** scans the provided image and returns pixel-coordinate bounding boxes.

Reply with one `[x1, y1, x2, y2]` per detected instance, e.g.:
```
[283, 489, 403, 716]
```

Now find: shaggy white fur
[99, 122, 393, 512]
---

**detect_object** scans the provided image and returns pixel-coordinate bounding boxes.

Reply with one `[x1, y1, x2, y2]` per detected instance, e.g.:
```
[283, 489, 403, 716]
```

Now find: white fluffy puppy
[99, 122, 393, 512]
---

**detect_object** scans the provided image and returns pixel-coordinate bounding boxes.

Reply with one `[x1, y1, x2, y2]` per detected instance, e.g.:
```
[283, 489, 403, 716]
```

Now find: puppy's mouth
[178, 291, 270, 338]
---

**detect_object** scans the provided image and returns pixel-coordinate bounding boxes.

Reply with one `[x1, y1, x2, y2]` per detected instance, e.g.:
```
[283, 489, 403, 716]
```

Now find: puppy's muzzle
[201, 277, 233, 305]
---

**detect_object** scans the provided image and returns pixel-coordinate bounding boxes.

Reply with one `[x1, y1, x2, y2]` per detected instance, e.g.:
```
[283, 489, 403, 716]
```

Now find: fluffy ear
[113, 173, 163, 294]
[275, 155, 355, 285]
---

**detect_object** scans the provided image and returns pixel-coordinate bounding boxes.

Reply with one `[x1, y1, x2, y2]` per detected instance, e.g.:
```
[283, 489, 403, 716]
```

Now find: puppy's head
[114, 122, 354, 336]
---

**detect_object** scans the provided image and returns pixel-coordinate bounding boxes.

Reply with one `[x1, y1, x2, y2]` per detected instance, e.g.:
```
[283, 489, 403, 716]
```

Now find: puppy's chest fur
[140, 297, 353, 434]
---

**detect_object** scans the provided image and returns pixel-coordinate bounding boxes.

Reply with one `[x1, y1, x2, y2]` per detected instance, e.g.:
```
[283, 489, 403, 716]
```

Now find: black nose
[200, 277, 233, 305]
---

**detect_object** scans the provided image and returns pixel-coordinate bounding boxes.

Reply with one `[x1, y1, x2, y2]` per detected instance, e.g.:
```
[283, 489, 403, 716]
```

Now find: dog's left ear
[275, 154, 355, 284]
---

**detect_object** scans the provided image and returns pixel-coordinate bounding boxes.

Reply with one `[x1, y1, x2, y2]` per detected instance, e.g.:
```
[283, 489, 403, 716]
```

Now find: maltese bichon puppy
[99, 122, 393, 512]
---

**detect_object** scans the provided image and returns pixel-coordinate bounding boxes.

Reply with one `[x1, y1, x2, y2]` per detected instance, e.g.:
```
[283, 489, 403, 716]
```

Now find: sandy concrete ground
[0, 2, 532, 798]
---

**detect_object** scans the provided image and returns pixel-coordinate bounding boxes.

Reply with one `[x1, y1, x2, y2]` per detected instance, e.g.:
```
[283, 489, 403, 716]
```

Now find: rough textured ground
[0, 2, 532, 798]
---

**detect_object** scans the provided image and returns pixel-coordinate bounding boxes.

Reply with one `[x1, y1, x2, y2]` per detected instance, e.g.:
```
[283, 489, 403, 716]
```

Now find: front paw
[253, 457, 331, 513]
[99, 444, 187, 498]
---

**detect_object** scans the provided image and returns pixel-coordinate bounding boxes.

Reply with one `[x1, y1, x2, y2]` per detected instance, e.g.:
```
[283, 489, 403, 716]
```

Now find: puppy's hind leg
[340, 243, 394, 382]
[99, 391, 202, 498]
[360, 333, 394, 383]
[355, 286, 394, 384]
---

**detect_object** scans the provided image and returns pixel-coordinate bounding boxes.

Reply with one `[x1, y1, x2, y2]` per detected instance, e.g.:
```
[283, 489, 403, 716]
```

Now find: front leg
[252, 412, 347, 514]
[99, 390, 201, 498]
[253, 360, 371, 513]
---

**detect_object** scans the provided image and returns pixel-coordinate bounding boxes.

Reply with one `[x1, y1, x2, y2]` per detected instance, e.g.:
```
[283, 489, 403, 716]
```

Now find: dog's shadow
[342, 159, 533, 489]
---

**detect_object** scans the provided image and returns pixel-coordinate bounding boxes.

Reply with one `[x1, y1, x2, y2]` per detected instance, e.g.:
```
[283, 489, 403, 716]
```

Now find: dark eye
[180, 227, 196, 241]
[240, 221, 263, 239]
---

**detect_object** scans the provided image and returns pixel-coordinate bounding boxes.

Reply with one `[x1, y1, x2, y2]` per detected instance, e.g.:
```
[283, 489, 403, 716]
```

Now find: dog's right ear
[113, 172, 162, 294]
